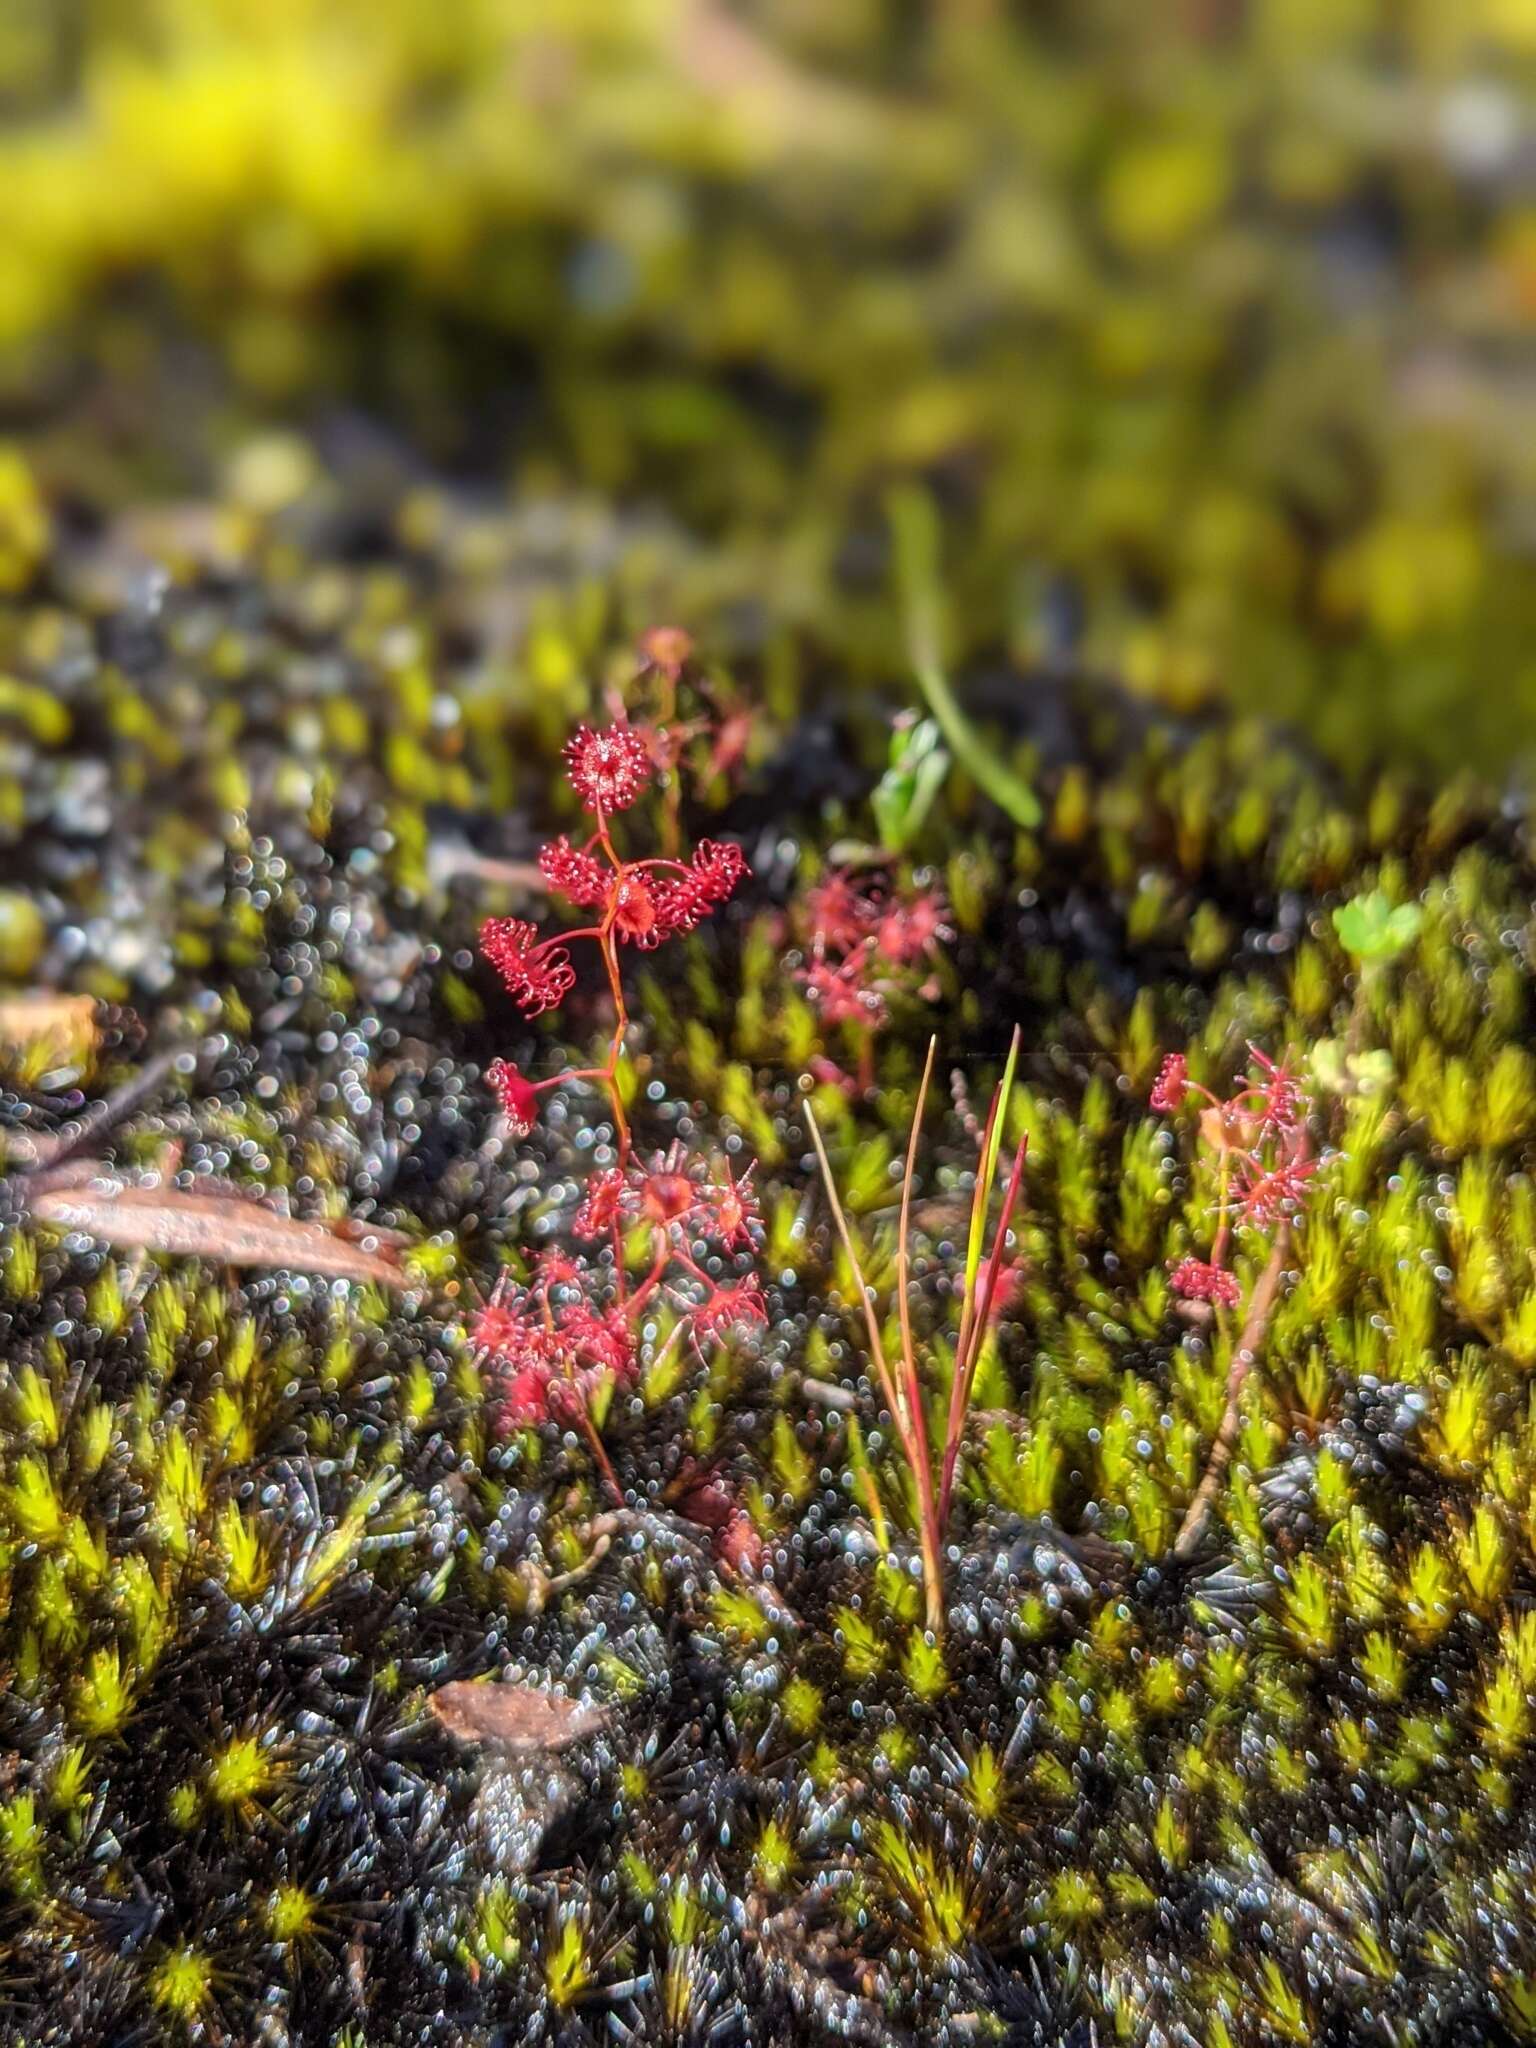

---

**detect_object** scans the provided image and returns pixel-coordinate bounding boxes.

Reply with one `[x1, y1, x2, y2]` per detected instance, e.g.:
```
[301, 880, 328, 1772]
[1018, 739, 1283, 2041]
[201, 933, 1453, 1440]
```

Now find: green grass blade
[964, 1024, 1021, 1305]
[888, 484, 1043, 829]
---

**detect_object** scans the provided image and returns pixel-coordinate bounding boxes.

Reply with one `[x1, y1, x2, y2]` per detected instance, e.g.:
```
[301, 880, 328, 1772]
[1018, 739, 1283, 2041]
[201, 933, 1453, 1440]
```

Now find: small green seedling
[889, 484, 1042, 830]
[1332, 890, 1422, 966]
[1333, 888, 1423, 1060]
[871, 717, 950, 853]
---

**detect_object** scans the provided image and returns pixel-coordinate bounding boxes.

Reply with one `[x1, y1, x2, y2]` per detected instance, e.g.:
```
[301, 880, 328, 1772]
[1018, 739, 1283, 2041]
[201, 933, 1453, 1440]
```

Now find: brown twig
[568, 1401, 626, 1508]
[4, 1043, 193, 1182]
[3, 1041, 413, 1287]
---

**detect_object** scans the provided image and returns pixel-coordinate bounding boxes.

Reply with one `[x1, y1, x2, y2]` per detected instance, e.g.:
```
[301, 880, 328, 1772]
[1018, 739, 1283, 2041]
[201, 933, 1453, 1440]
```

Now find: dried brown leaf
[29, 1180, 406, 1286]
[0, 994, 98, 1056]
[427, 1681, 609, 1753]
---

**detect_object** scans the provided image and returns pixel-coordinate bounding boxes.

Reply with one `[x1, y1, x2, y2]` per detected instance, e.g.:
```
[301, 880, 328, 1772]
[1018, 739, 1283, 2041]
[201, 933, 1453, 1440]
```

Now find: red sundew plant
[471, 1144, 768, 1503]
[480, 712, 748, 1160]
[473, 694, 759, 1505]
[796, 866, 952, 1094]
[1149, 1043, 1319, 1557]
[602, 627, 756, 858]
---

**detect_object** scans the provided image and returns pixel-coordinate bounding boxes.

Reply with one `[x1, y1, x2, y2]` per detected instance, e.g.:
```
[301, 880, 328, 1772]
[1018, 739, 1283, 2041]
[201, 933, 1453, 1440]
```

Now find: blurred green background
[3, 0, 1536, 771]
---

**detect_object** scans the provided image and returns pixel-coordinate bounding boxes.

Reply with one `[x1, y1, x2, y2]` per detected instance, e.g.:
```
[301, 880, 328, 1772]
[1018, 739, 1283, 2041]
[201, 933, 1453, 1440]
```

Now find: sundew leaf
[889, 484, 1042, 830]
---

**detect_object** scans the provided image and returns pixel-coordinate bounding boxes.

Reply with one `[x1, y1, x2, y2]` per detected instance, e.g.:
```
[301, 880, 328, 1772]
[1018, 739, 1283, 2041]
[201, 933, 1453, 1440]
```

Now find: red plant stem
[569, 1398, 626, 1508]
[1172, 1220, 1291, 1560]
[855, 1028, 875, 1098]
[595, 930, 631, 1162]
[948, 1082, 1001, 1383]
[626, 1243, 672, 1314]
[580, 814, 634, 1162]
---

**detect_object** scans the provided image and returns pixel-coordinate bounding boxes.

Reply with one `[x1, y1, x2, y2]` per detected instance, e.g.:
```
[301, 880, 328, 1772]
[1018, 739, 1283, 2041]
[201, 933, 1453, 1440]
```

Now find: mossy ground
[3, 10, 1536, 2038]
[2, 466, 1536, 2045]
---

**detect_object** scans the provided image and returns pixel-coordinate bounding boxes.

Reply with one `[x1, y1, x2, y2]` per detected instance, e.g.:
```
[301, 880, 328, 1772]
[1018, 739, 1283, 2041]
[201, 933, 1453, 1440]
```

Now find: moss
[6, 441, 1536, 2043]
[204, 1732, 282, 1821]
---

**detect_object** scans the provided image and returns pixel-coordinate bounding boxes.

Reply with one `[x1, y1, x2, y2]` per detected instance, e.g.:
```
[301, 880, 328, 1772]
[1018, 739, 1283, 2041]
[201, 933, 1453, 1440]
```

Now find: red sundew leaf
[427, 1681, 610, 1753]
[29, 1179, 406, 1286]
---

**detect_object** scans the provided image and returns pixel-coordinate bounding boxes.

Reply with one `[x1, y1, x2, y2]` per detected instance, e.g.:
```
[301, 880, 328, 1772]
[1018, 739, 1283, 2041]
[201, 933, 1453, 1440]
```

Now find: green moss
[147, 1943, 214, 2021]
[204, 1732, 281, 1819]
[4, 391, 1536, 2044]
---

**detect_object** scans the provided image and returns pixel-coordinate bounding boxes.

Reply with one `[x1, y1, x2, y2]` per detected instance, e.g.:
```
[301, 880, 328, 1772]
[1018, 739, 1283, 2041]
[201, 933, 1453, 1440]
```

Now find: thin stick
[570, 1400, 626, 1509]
[9, 1044, 194, 1182]
[1171, 1224, 1291, 1560]
[804, 1105, 899, 1417]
